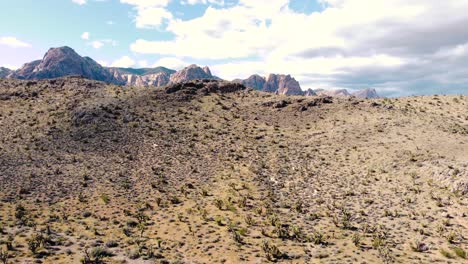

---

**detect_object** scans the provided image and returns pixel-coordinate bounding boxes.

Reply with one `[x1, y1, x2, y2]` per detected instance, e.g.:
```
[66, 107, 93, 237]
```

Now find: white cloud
[90, 41, 104, 49]
[0, 36, 31, 48]
[182, 0, 225, 5]
[102, 39, 118, 46]
[129, 0, 468, 95]
[72, 0, 87, 5]
[138, 60, 148, 67]
[81, 32, 90, 40]
[153, 57, 188, 70]
[135, 7, 173, 28]
[120, 0, 173, 28]
[120, 0, 170, 8]
[111, 56, 136, 67]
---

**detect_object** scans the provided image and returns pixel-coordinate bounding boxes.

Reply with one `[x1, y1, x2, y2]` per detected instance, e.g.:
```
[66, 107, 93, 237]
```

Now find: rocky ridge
[3, 46, 381, 98]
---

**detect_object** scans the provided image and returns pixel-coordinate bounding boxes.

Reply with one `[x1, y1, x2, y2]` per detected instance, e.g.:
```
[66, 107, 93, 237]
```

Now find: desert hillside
[0, 77, 466, 264]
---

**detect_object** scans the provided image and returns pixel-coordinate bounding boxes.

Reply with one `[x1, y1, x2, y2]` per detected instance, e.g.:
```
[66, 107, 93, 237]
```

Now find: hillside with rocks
[0, 77, 466, 263]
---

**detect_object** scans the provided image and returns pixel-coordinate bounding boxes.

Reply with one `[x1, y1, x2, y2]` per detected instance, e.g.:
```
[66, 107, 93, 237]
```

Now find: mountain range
[2, 46, 379, 98]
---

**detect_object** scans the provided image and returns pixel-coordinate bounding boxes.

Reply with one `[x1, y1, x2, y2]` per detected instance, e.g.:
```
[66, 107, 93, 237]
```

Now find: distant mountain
[108, 67, 175, 87]
[313, 88, 381, 98]
[238, 74, 303, 95]
[9, 46, 117, 83]
[352, 88, 380, 99]
[108, 66, 175, 76]
[5, 46, 181, 87]
[4, 46, 381, 98]
[315, 89, 351, 97]
[169, 64, 219, 83]
[0, 67, 12, 78]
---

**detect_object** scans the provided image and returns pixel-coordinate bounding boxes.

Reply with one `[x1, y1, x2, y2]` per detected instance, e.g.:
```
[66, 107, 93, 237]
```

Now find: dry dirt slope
[0, 77, 467, 264]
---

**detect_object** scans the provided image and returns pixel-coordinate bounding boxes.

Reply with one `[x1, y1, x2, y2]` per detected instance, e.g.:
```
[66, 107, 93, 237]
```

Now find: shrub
[439, 248, 454, 259]
[0, 250, 8, 264]
[452, 247, 467, 259]
[81, 247, 113, 264]
[262, 240, 283, 261]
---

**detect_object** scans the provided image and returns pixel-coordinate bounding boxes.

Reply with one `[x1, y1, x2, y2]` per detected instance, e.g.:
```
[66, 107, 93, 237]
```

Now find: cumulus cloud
[90, 41, 104, 49]
[120, 0, 170, 7]
[72, 0, 87, 5]
[130, 0, 468, 95]
[153, 57, 188, 70]
[182, 0, 225, 5]
[0, 36, 31, 48]
[138, 60, 148, 67]
[135, 7, 173, 28]
[81, 32, 90, 40]
[120, 0, 172, 28]
[111, 56, 136, 67]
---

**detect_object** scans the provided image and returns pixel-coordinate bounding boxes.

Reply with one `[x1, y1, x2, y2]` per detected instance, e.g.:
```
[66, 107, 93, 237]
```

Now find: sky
[1, 0, 468, 97]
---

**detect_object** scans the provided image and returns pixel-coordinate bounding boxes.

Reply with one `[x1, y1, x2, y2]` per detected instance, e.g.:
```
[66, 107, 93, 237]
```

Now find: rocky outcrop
[352, 88, 380, 99]
[239, 74, 303, 95]
[164, 79, 246, 97]
[9, 47, 118, 83]
[0, 67, 12, 78]
[170, 64, 218, 84]
[265, 74, 303, 95]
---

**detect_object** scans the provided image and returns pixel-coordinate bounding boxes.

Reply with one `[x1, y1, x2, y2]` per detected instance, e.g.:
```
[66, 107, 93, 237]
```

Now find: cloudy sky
[1, 0, 468, 96]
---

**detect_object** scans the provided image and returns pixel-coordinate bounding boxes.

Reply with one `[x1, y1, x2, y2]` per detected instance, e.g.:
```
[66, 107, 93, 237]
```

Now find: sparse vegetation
[0, 78, 466, 263]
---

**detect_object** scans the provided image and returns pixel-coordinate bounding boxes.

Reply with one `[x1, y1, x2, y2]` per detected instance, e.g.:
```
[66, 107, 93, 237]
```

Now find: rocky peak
[169, 64, 216, 83]
[9, 46, 116, 83]
[265, 74, 303, 95]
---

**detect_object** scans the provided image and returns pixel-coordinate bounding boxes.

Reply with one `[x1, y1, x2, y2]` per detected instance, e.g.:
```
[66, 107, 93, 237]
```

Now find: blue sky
[1, 0, 468, 96]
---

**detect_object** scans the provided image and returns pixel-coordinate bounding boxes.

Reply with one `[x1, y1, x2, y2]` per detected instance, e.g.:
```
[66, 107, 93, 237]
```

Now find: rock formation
[9, 47, 117, 83]
[169, 64, 218, 83]
[239, 74, 303, 95]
